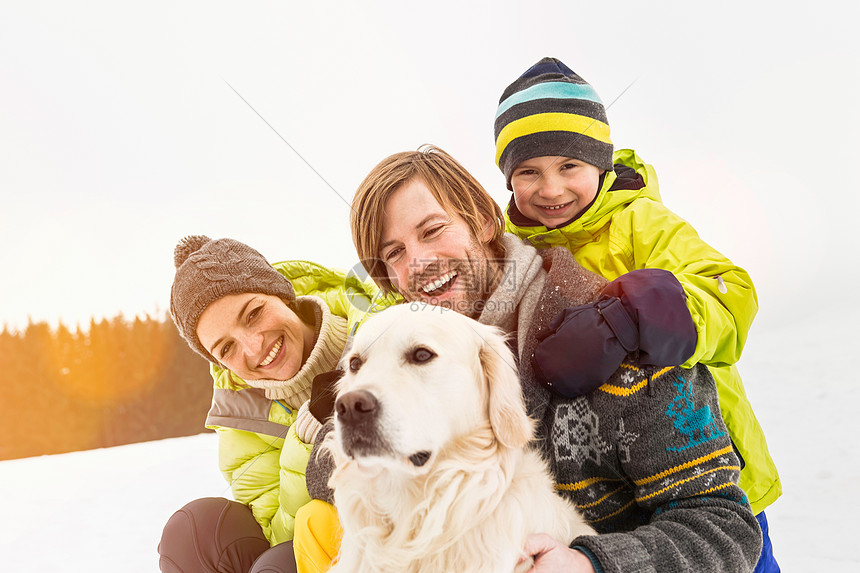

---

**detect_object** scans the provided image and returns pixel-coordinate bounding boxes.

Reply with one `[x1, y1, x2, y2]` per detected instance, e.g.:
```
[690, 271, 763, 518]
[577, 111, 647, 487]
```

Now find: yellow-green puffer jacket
[204, 260, 396, 545]
[504, 149, 781, 515]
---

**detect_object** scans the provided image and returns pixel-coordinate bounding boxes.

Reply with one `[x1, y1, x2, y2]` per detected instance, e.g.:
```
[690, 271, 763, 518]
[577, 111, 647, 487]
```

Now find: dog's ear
[478, 326, 535, 449]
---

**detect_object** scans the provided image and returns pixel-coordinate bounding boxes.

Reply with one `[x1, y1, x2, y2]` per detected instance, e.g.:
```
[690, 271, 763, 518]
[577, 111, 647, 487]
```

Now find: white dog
[325, 303, 595, 573]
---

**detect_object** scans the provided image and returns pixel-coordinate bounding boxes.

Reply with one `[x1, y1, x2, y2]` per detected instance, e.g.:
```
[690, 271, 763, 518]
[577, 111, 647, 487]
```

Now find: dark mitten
[533, 269, 697, 398]
[308, 369, 344, 424]
[601, 269, 697, 367]
[533, 296, 638, 397]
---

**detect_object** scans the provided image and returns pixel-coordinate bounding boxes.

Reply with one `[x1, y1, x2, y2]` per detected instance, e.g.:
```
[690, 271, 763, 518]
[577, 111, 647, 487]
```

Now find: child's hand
[601, 269, 697, 367]
[534, 269, 696, 398]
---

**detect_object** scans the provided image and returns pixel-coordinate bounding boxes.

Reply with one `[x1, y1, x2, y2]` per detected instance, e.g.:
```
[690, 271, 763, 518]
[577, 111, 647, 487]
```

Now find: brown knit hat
[169, 235, 296, 363]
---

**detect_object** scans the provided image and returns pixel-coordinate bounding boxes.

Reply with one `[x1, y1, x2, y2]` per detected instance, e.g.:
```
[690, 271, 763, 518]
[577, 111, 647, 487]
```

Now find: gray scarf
[478, 233, 608, 426]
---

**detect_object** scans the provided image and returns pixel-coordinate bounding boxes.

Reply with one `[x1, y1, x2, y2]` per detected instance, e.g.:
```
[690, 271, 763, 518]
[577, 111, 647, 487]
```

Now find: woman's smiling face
[196, 293, 312, 381]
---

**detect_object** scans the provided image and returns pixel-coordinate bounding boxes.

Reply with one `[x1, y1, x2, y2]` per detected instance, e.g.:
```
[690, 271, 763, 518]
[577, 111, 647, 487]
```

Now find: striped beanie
[170, 235, 296, 363]
[494, 57, 613, 188]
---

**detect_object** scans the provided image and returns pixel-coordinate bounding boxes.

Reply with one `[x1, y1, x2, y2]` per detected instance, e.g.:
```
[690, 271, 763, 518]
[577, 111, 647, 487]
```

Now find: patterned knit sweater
[477, 235, 762, 573]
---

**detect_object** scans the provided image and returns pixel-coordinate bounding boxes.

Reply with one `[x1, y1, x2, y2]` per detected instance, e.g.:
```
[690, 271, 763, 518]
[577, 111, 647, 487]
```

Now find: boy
[494, 57, 780, 572]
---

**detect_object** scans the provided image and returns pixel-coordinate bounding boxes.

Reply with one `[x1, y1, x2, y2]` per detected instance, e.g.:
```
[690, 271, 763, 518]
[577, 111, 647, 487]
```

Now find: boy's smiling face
[510, 156, 603, 228]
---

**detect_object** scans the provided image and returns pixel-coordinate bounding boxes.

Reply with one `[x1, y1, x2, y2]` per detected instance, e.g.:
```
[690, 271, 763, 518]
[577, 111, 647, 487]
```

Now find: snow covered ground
[739, 303, 860, 571]
[0, 433, 225, 572]
[2, 306, 858, 572]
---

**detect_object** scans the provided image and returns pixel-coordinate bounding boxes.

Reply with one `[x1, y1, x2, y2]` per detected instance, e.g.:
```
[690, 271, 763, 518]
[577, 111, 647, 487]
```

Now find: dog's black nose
[336, 390, 379, 426]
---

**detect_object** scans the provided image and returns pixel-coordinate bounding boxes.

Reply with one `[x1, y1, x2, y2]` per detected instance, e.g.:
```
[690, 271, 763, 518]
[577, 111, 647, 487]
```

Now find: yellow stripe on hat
[495, 112, 612, 165]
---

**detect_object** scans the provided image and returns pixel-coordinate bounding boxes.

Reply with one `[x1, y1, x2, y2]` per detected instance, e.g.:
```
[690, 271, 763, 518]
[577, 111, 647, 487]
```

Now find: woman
[158, 235, 387, 573]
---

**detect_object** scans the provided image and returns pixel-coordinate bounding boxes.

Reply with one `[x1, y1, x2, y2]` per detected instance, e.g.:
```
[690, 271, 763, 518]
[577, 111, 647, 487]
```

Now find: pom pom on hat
[169, 235, 296, 363]
[174, 235, 212, 269]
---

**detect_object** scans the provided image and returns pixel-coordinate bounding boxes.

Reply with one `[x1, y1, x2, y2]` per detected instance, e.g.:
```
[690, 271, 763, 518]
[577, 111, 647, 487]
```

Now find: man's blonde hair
[351, 145, 505, 294]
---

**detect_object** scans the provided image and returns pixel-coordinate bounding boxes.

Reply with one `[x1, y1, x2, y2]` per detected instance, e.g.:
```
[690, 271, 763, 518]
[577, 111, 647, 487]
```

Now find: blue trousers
[753, 512, 780, 573]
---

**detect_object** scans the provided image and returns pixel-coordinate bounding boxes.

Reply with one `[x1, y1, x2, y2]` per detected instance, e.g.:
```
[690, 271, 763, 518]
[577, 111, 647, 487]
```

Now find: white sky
[1, 0, 858, 332]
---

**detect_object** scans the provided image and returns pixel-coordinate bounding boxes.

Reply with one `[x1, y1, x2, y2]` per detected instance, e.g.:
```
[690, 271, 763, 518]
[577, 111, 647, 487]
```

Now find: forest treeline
[0, 314, 214, 461]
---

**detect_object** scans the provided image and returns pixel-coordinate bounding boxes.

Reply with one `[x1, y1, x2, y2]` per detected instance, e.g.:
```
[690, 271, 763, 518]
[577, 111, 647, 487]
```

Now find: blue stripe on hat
[496, 82, 604, 119]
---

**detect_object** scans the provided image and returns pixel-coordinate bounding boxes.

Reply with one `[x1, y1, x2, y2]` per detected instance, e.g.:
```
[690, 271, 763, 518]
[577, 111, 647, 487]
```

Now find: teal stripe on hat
[496, 81, 604, 119]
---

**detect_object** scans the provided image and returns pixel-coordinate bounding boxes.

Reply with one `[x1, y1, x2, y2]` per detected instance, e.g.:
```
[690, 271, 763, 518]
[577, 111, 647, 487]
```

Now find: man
[299, 146, 762, 573]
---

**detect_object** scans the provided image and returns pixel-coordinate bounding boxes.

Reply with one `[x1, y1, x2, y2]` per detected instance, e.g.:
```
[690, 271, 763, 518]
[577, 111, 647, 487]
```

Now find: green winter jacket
[204, 260, 394, 545]
[504, 149, 781, 515]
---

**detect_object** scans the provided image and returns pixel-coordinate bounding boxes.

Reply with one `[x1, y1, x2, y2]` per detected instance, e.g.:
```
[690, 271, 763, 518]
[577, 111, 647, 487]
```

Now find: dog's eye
[409, 347, 436, 364]
[348, 356, 362, 372]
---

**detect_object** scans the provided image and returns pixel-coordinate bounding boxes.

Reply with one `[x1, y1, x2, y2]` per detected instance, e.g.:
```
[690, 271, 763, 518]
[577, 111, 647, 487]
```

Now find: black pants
[158, 497, 298, 573]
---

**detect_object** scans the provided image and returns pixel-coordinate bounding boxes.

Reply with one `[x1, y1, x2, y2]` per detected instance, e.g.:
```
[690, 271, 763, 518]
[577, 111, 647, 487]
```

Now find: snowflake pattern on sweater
[542, 362, 745, 532]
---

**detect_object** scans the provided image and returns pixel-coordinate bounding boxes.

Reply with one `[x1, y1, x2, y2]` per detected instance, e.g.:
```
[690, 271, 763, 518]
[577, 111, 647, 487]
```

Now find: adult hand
[520, 534, 597, 573]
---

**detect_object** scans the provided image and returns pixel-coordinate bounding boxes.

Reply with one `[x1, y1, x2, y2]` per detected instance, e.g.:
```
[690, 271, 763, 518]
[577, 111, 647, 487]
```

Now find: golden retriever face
[334, 303, 534, 472]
